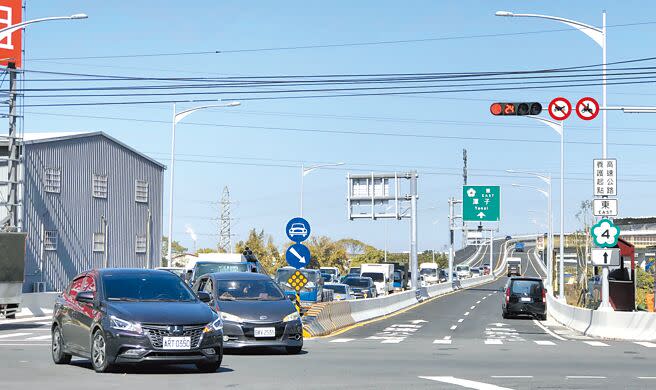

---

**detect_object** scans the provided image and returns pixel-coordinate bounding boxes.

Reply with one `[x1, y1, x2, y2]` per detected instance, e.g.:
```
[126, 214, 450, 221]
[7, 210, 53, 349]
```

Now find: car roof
[509, 277, 543, 282]
[97, 268, 174, 276]
[209, 272, 272, 281]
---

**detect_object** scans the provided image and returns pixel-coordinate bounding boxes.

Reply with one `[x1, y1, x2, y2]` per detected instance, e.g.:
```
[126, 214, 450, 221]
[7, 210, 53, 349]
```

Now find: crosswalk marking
[534, 340, 556, 346]
[24, 335, 51, 341]
[635, 342, 656, 348]
[330, 338, 354, 343]
[0, 333, 31, 339]
[583, 341, 609, 347]
[485, 339, 503, 345]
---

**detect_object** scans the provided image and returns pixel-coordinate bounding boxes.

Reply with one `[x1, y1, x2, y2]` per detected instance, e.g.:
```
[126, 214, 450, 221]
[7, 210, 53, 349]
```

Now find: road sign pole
[448, 198, 454, 284]
[489, 228, 494, 277]
[410, 171, 418, 291]
[559, 123, 565, 301]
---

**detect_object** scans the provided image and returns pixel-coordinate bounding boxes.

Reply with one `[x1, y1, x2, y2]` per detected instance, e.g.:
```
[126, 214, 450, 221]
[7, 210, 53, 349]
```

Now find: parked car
[193, 272, 303, 354]
[502, 277, 547, 320]
[51, 269, 223, 373]
[155, 267, 185, 278]
[324, 283, 353, 301]
[342, 276, 377, 299]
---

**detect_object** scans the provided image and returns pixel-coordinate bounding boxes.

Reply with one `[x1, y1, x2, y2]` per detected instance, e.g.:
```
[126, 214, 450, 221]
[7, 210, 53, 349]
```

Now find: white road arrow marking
[419, 376, 514, 390]
[289, 247, 306, 264]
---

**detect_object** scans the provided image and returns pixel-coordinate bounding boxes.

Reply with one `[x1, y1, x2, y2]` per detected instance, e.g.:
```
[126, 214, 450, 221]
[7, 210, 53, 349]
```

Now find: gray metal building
[2, 132, 165, 292]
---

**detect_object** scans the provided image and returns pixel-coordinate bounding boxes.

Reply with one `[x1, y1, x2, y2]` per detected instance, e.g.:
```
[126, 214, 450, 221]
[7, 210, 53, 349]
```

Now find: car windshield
[456, 266, 469, 272]
[103, 272, 196, 302]
[420, 268, 437, 276]
[216, 279, 285, 301]
[348, 268, 360, 275]
[511, 280, 542, 295]
[322, 269, 337, 275]
[195, 262, 249, 277]
[327, 285, 347, 293]
[361, 272, 384, 282]
[344, 278, 370, 287]
[393, 271, 402, 282]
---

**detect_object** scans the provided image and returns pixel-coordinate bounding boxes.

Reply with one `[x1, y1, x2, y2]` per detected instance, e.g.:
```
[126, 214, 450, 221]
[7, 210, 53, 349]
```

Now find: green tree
[162, 236, 188, 266]
[418, 250, 448, 269]
[235, 229, 280, 274]
[338, 238, 384, 270]
[196, 248, 217, 254]
[304, 236, 349, 271]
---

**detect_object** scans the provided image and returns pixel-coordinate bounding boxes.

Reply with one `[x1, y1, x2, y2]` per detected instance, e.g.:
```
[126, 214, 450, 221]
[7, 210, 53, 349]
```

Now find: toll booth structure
[608, 238, 636, 311]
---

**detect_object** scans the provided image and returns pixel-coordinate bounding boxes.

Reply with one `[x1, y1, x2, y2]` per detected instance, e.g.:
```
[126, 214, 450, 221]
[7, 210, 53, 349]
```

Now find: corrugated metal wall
[21, 134, 164, 292]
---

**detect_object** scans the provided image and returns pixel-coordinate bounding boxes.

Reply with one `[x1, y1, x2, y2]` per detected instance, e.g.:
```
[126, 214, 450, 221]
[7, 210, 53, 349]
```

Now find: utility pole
[5, 62, 18, 231]
[409, 171, 419, 292]
[218, 186, 232, 253]
[462, 149, 468, 248]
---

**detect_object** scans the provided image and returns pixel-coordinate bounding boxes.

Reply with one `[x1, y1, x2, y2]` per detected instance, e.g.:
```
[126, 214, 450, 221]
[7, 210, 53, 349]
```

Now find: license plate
[162, 336, 191, 350]
[521, 297, 532, 302]
[254, 327, 276, 338]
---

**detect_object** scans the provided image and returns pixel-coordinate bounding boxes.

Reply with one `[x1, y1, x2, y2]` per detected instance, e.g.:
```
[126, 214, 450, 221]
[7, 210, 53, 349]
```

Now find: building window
[135, 180, 149, 203]
[45, 168, 61, 193]
[92, 173, 108, 199]
[93, 233, 105, 253]
[136, 235, 147, 254]
[44, 231, 58, 251]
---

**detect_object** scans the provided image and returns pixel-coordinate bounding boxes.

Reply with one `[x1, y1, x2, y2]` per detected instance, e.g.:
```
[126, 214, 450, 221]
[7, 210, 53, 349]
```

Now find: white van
[419, 262, 439, 285]
[360, 263, 394, 296]
[456, 264, 471, 279]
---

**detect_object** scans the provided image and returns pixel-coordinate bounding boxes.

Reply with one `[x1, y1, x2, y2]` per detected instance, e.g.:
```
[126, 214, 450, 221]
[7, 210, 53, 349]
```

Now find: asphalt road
[2, 249, 656, 389]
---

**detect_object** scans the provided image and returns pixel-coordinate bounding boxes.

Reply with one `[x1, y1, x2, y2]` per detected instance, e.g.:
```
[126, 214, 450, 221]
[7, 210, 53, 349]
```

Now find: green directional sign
[463, 185, 501, 222]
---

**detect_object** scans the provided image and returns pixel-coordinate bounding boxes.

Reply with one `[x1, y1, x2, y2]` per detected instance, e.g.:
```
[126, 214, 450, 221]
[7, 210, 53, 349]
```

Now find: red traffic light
[490, 102, 542, 116]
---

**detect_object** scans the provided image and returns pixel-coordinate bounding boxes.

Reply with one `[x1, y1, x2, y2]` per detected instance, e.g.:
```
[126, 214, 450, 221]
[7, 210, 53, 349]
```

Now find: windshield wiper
[107, 297, 139, 302]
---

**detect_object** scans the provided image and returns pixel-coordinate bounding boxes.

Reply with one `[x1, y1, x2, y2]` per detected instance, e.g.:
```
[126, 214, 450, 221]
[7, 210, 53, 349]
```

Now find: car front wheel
[51, 325, 72, 365]
[91, 330, 112, 373]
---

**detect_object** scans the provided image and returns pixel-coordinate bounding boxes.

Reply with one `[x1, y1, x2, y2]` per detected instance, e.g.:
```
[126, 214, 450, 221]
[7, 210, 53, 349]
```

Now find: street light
[166, 101, 241, 265]
[0, 14, 88, 39]
[507, 170, 553, 293]
[496, 10, 607, 158]
[300, 162, 344, 217]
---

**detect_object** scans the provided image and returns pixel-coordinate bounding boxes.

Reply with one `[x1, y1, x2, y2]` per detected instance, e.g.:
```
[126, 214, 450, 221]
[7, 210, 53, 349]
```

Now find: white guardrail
[547, 294, 656, 341]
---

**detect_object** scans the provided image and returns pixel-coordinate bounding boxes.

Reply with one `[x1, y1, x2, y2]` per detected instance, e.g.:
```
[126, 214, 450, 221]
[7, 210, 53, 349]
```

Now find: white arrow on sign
[591, 248, 620, 266]
[477, 212, 486, 218]
[289, 247, 307, 264]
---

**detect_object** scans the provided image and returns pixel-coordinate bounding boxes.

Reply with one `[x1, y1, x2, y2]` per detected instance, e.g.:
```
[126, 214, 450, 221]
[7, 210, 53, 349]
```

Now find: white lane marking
[390, 324, 421, 328]
[566, 376, 606, 379]
[0, 316, 52, 326]
[381, 339, 403, 344]
[450, 325, 458, 330]
[584, 341, 609, 347]
[491, 376, 533, 379]
[485, 339, 503, 345]
[532, 319, 567, 341]
[464, 312, 470, 316]
[482, 296, 487, 300]
[0, 333, 31, 339]
[470, 306, 476, 310]
[433, 339, 453, 344]
[0, 343, 50, 346]
[410, 319, 428, 324]
[329, 338, 354, 343]
[476, 300, 481, 304]
[635, 342, 656, 348]
[25, 335, 51, 341]
[458, 319, 464, 323]
[534, 340, 556, 346]
[638, 377, 656, 379]
[444, 336, 452, 340]
[34, 322, 52, 325]
[419, 376, 514, 390]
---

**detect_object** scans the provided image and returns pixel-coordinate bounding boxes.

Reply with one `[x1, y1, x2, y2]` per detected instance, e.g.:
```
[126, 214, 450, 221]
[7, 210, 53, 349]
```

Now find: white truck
[0, 233, 27, 319]
[320, 267, 341, 283]
[419, 262, 440, 285]
[360, 263, 394, 296]
[506, 257, 522, 276]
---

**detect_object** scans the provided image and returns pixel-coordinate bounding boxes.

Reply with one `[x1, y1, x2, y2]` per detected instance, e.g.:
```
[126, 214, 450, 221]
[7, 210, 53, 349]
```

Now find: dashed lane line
[583, 341, 609, 347]
[458, 319, 464, 323]
[484, 339, 503, 345]
[464, 312, 470, 316]
[419, 376, 514, 390]
[470, 306, 476, 310]
[329, 338, 354, 343]
[635, 341, 656, 348]
[534, 340, 556, 346]
[0, 333, 31, 339]
[476, 300, 481, 304]
[433, 339, 452, 345]
[566, 376, 607, 379]
[491, 376, 533, 379]
[482, 296, 487, 300]
[450, 325, 458, 330]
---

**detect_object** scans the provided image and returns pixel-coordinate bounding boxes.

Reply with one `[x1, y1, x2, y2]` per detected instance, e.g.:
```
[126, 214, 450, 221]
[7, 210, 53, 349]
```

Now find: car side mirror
[197, 291, 212, 303]
[76, 291, 94, 304]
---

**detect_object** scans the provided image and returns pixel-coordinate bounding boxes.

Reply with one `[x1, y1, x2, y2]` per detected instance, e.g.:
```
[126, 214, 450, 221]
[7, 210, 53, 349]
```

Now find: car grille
[142, 324, 205, 349]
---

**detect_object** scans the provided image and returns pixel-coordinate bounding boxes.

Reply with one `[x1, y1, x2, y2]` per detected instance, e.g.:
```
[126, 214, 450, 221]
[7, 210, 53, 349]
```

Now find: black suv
[502, 277, 547, 320]
[51, 269, 223, 373]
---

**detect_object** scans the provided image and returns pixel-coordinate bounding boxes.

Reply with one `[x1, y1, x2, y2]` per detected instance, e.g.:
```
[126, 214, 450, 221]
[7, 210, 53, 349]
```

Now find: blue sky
[19, 1, 656, 253]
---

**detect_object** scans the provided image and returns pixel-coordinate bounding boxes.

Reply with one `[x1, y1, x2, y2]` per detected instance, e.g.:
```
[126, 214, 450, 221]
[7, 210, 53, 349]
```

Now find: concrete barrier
[18, 292, 58, 317]
[547, 294, 656, 341]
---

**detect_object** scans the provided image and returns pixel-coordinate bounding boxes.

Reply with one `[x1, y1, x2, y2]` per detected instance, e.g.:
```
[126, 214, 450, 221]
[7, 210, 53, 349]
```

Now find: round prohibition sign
[548, 97, 572, 121]
[576, 97, 600, 121]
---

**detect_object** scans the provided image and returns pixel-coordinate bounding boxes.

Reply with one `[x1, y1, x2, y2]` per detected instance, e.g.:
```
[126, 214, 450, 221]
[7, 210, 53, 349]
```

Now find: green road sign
[462, 185, 501, 222]
[590, 218, 620, 248]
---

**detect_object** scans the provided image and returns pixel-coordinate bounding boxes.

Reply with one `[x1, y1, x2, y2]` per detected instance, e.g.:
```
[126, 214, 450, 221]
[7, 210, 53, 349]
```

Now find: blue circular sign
[285, 243, 311, 269]
[286, 217, 311, 243]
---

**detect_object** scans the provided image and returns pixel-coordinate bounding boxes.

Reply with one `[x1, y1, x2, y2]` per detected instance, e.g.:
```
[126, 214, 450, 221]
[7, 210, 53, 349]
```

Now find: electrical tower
[218, 186, 232, 253]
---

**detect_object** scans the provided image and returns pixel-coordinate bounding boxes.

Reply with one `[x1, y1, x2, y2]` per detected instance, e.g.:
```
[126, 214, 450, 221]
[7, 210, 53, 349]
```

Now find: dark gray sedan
[192, 272, 303, 354]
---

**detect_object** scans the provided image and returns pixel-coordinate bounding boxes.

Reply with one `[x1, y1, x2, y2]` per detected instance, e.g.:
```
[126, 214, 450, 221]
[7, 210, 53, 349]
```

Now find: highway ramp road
[1, 254, 655, 390]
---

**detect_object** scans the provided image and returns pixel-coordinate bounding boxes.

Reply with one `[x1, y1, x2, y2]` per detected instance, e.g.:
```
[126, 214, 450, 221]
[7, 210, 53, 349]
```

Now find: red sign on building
[0, 0, 22, 68]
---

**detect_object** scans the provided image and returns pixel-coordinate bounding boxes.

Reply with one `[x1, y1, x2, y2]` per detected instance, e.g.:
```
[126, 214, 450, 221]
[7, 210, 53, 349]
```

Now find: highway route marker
[576, 97, 600, 121]
[548, 97, 572, 121]
[462, 185, 500, 222]
[590, 218, 620, 248]
[591, 248, 620, 267]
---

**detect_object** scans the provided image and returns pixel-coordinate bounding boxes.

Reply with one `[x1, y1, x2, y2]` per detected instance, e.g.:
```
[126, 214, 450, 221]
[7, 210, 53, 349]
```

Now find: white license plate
[162, 336, 191, 350]
[254, 327, 276, 338]
[520, 297, 532, 302]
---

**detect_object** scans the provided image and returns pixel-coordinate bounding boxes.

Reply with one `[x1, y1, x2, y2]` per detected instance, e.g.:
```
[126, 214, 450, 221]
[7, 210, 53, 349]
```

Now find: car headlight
[283, 311, 300, 322]
[220, 312, 244, 323]
[109, 315, 142, 334]
[203, 316, 223, 333]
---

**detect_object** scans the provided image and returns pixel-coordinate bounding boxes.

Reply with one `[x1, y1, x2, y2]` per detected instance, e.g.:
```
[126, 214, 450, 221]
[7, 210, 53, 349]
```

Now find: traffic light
[490, 102, 542, 116]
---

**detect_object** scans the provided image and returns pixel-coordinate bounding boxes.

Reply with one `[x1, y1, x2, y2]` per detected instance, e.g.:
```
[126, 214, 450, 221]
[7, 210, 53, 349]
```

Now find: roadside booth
[608, 238, 636, 311]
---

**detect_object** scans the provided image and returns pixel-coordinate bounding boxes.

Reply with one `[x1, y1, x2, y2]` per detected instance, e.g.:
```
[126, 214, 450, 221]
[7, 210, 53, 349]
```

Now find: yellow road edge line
[305, 274, 504, 340]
